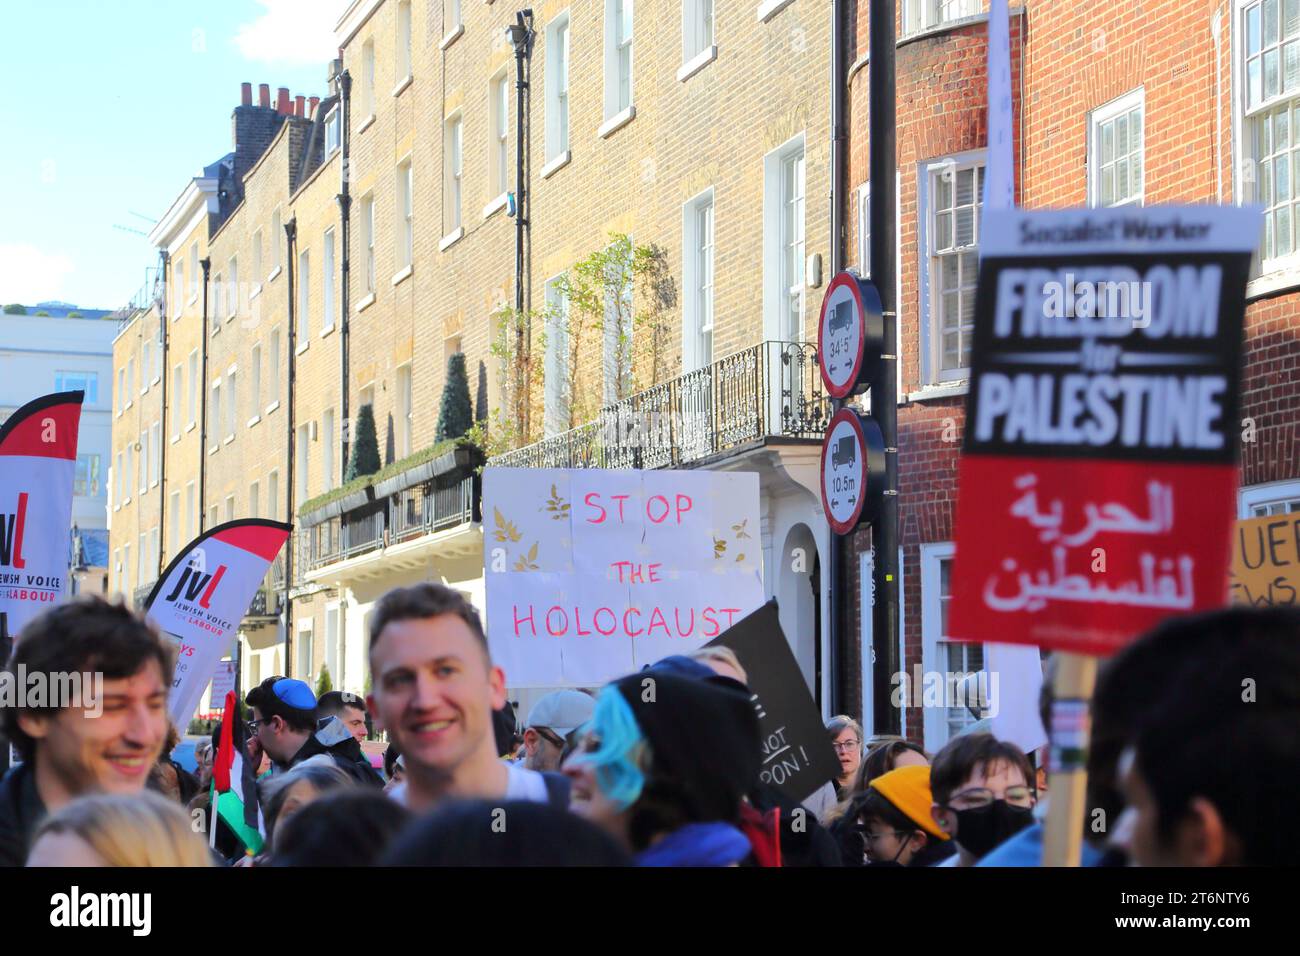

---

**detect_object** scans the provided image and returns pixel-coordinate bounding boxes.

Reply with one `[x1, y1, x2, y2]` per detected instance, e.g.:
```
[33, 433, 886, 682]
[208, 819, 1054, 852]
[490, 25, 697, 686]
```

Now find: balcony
[297, 444, 482, 583]
[245, 551, 285, 621]
[489, 340, 830, 470]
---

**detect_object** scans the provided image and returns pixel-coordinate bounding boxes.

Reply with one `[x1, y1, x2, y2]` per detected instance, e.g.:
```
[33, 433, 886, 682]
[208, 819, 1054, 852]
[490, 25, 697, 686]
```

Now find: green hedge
[297, 436, 477, 517]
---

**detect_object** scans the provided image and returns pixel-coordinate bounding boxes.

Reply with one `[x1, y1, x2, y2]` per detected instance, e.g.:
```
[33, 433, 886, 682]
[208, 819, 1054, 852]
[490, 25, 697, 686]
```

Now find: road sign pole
[869, 0, 900, 736]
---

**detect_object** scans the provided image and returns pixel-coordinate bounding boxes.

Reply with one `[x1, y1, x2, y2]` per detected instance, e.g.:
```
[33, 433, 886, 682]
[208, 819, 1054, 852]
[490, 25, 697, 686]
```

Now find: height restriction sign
[817, 271, 884, 399]
[820, 408, 885, 535]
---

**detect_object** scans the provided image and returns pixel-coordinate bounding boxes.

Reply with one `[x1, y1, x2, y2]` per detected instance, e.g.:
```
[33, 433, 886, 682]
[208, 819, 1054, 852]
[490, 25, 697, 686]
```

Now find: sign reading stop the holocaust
[817, 271, 884, 399]
[820, 408, 884, 535]
[483, 468, 764, 687]
[948, 206, 1261, 656]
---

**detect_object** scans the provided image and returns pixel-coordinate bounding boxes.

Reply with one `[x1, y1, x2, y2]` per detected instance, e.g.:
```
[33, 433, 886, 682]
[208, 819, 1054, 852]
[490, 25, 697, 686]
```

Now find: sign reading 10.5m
[817, 271, 886, 535]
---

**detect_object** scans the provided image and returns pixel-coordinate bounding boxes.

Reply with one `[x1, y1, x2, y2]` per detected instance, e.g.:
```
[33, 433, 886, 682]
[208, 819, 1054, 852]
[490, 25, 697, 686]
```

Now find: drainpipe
[336, 69, 353, 472]
[869, 0, 901, 737]
[284, 217, 298, 677]
[508, 11, 535, 437]
[198, 257, 211, 533]
[157, 253, 170, 575]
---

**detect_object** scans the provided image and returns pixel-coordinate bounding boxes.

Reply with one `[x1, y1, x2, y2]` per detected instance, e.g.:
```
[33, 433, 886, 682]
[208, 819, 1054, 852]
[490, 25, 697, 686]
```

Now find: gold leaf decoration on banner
[713, 536, 727, 559]
[732, 519, 751, 540]
[493, 506, 522, 543]
[543, 483, 571, 521]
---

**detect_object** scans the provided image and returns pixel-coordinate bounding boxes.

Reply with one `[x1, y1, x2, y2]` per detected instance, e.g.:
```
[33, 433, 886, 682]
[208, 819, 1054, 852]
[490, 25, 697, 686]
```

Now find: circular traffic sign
[820, 408, 885, 535]
[817, 271, 884, 399]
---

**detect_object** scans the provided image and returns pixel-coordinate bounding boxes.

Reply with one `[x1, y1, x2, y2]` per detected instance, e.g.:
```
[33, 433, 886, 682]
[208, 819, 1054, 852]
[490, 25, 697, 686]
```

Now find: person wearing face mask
[929, 733, 1036, 866]
[854, 765, 954, 867]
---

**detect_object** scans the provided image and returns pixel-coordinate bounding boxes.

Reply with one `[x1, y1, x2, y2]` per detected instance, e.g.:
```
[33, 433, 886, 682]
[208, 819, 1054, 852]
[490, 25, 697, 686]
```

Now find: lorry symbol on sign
[829, 301, 852, 335]
[832, 435, 856, 469]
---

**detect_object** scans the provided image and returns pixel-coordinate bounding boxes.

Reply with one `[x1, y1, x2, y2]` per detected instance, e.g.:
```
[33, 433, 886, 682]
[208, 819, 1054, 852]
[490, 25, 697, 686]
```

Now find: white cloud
[234, 0, 349, 66]
[0, 245, 75, 304]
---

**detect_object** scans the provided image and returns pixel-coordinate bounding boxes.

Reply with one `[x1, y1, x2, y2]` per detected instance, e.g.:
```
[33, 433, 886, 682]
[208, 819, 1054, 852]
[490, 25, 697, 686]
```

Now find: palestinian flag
[212, 690, 264, 853]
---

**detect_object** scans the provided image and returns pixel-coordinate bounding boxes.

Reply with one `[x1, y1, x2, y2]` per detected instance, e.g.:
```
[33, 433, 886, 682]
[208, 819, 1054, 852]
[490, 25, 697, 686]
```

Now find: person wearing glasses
[856, 764, 954, 867]
[928, 733, 1036, 866]
[522, 690, 594, 773]
[245, 677, 381, 788]
[825, 715, 864, 801]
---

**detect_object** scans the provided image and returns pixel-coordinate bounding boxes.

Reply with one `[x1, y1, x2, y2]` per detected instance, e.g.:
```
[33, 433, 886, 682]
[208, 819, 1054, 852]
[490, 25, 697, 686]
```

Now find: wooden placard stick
[1041, 651, 1098, 867]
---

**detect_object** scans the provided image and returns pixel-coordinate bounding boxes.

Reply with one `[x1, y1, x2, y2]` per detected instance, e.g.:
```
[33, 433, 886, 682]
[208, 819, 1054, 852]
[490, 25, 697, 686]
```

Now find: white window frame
[1239, 479, 1300, 517]
[271, 208, 283, 275]
[252, 230, 264, 290]
[1235, 0, 1300, 281]
[857, 182, 871, 278]
[325, 602, 342, 685]
[250, 343, 262, 424]
[297, 619, 315, 684]
[298, 248, 311, 340]
[397, 157, 415, 273]
[138, 430, 148, 495]
[226, 369, 237, 440]
[762, 133, 806, 342]
[681, 0, 716, 80]
[360, 193, 376, 297]
[209, 380, 221, 453]
[918, 149, 986, 386]
[681, 187, 715, 372]
[604, 0, 635, 122]
[249, 480, 260, 520]
[188, 351, 199, 427]
[395, 364, 413, 458]
[268, 470, 280, 521]
[902, 0, 982, 36]
[544, 276, 570, 437]
[444, 0, 463, 45]
[269, 328, 282, 412]
[227, 256, 239, 319]
[1088, 88, 1145, 208]
[490, 71, 510, 203]
[546, 13, 571, 164]
[395, 1, 413, 90]
[361, 40, 376, 120]
[323, 228, 336, 332]
[443, 117, 462, 237]
[920, 541, 985, 751]
[297, 424, 311, 502]
[212, 272, 224, 329]
[171, 364, 183, 440]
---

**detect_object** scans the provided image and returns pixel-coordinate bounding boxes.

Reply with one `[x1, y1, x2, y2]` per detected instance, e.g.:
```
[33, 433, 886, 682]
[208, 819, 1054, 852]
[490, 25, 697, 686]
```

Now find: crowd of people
[0, 584, 1296, 867]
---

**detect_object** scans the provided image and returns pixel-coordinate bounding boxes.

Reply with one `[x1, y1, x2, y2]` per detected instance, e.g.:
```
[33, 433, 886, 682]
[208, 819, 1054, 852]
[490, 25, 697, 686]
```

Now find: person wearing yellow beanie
[856, 764, 955, 867]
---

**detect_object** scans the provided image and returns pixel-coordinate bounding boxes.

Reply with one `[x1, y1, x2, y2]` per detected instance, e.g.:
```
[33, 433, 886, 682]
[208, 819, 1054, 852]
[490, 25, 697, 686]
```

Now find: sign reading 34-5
[817, 271, 884, 399]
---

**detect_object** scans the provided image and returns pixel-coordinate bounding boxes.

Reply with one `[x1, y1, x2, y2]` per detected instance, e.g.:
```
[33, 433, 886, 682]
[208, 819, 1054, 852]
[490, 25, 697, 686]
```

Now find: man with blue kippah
[245, 676, 381, 787]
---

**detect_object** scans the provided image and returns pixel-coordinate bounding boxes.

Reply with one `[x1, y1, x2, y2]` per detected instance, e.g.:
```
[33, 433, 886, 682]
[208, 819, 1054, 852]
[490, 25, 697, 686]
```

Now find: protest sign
[949, 206, 1260, 656]
[483, 468, 764, 686]
[209, 659, 239, 704]
[1230, 512, 1300, 608]
[0, 391, 84, 640]
[706, 601, 840, 804]
[145, 519, 292, 726]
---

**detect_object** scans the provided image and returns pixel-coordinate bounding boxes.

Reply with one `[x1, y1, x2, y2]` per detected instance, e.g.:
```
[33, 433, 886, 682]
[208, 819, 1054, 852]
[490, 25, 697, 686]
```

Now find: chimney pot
[295, 95, 306, 118]
[259, 83, 271, 108]
[241, 82, 252, 106]
[277, 87, 291, 115]
[309, 96, 320, 117]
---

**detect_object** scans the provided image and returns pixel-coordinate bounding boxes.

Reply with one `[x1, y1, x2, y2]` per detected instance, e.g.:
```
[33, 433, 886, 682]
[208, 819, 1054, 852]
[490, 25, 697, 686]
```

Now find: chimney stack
[295, 95, 306, 118]
[277, 87, 291, 115]
[308, 96, 320, 118]
[259, 83, 271, 108]
[241, 82, 252, 106]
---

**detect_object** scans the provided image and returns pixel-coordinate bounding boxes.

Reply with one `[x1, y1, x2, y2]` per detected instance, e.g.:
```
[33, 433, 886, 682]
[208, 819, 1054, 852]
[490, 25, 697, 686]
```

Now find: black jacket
[288, 717, 383, 787]
[0, 761, 46, 868]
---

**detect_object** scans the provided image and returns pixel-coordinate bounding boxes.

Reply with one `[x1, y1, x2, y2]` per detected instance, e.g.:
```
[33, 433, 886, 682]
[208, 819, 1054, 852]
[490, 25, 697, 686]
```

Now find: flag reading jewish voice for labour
[145, 520, 291, 726]
[0, 391, 84, 640]
[949, 206, 1261, 655]
[483, 468, 764, 686]
[706, 601, 840, 804]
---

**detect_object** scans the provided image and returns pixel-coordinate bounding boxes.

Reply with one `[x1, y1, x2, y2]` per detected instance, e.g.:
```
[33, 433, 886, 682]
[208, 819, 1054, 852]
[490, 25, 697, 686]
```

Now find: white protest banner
[0, 391, 84, 640]
[483, 468, 764, 686]
[145, 519, 292, 726]
[209, 659, 239, 704]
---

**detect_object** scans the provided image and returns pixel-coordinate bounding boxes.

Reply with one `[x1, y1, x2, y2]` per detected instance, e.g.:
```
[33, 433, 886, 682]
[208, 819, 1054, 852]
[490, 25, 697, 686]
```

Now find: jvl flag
[212, 690, 263, 853]
[144, 519, 291, 727]
[0, 391, 84, 639]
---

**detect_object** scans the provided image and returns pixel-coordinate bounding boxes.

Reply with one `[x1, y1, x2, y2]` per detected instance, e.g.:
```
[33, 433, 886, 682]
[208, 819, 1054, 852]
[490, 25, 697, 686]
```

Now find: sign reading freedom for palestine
[0, 391, 84, 639]
[483, 468, 764, 687]
[949, 206, 1261, 655]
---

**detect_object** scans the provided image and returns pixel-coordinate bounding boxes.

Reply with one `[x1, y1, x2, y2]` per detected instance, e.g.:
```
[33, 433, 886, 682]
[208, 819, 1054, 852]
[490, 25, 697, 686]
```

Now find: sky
[0, 0, 350, 310]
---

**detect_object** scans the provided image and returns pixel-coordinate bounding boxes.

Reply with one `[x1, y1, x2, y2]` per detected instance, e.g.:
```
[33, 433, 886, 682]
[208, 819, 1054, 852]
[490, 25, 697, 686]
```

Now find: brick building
[846, 0, 1300, 754]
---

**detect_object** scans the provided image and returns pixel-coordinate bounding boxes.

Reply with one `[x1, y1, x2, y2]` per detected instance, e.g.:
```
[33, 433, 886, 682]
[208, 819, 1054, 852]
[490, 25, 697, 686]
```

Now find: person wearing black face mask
[929, 733, 1037, 866]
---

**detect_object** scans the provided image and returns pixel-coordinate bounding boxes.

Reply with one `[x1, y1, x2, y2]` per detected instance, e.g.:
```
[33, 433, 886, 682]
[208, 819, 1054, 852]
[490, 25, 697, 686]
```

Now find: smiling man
[0, 596, 174, 867]
[367, 583, 563, 813]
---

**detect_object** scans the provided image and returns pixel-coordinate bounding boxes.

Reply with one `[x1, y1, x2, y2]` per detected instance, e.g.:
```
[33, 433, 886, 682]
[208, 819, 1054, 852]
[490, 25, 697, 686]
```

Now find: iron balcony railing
[489, 340, 830, 470]
[301, 474, 478, 574]
[246, 551, 286, 619]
